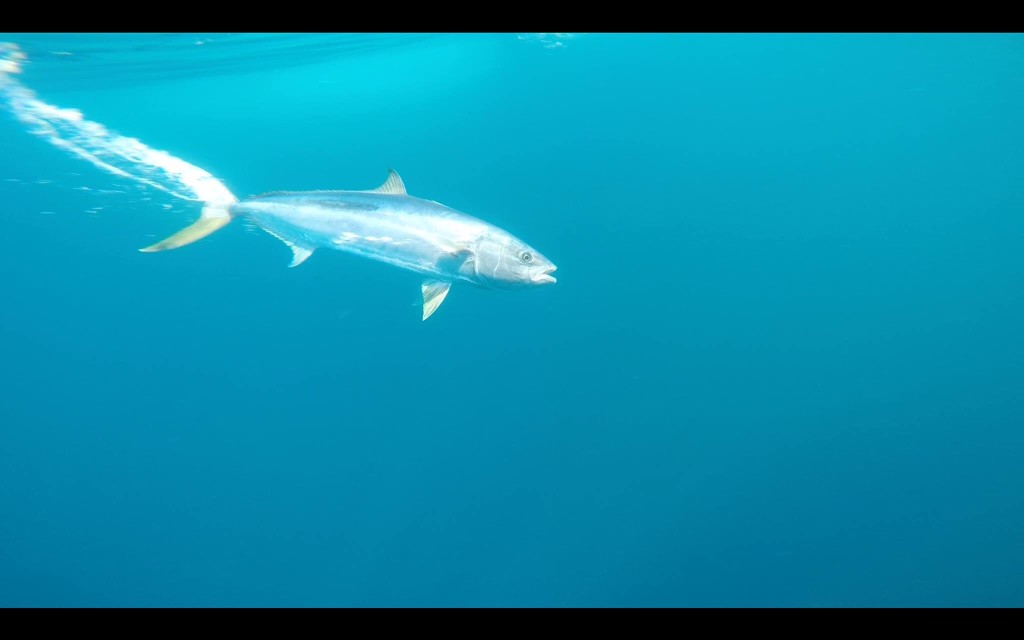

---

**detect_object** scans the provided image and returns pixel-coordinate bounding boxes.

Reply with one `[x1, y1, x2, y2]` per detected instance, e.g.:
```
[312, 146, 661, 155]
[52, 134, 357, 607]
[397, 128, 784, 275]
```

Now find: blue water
[1, 33, 1022, 607]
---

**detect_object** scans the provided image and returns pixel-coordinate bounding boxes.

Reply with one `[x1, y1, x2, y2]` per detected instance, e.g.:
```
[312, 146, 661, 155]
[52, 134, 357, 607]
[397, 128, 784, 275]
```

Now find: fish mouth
[532, 266, 558, 285]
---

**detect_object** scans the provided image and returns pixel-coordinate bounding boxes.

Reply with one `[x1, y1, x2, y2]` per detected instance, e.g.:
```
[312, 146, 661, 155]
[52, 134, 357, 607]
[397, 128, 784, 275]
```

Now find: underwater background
[0, 33, 1022, 607]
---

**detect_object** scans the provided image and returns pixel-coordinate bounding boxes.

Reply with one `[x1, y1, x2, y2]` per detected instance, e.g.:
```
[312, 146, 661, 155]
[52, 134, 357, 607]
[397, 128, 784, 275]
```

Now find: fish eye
[521, 251, 533, 263]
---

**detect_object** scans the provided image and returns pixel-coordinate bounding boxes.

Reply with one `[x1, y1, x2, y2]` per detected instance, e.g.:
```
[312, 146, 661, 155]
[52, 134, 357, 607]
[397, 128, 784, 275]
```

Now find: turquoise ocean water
[1, 33, 1022, 607]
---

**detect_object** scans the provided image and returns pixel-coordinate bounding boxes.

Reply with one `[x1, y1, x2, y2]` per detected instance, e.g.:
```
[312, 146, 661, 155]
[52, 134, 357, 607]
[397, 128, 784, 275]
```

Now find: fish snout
[531, 264, 557, 285]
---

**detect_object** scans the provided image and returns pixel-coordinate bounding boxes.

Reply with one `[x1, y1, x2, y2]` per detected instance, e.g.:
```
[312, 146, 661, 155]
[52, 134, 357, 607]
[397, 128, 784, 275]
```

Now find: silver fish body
[142, 170, 557, 319]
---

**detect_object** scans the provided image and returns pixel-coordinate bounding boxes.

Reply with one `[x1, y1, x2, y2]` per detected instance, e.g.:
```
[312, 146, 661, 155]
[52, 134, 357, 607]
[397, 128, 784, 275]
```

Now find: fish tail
[0, 42, 240, 254]
[139, 204, 235, 252]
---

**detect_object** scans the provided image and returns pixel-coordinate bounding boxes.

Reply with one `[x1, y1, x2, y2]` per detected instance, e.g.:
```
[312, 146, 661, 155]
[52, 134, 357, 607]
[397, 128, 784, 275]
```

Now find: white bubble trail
[0, 42, 237, 211]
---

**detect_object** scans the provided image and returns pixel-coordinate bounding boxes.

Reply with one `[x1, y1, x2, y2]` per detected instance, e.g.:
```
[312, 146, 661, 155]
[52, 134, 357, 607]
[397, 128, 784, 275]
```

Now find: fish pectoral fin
[421, 280, 452, 321]
[288, 243, 314, 268]
[438, 247, 473, 271]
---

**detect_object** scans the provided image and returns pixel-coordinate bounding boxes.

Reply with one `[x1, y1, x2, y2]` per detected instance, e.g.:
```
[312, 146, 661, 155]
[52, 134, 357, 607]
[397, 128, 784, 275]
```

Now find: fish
[140, 170, 557, 320]
[0, 42, 556, 321]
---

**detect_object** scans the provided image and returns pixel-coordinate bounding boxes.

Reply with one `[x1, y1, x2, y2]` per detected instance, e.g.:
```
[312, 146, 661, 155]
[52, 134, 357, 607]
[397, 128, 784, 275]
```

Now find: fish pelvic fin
[139, 205, 233, 252]
[421, 280, 451, 321]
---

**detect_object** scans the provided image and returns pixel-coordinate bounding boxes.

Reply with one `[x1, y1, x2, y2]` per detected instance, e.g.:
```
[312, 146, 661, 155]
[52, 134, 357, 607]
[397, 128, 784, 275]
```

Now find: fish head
[468, 232, 557, 289]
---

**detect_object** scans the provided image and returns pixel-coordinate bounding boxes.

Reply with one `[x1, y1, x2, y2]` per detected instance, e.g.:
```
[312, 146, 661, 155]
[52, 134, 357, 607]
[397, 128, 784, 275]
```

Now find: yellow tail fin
[139, 207, 232, 252]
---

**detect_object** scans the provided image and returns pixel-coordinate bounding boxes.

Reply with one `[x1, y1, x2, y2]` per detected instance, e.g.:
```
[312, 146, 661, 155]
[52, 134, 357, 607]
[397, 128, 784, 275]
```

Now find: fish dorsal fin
[421, 280, 451, 321]
[369, 169, 406, 196]
[250, 170, 406, 199]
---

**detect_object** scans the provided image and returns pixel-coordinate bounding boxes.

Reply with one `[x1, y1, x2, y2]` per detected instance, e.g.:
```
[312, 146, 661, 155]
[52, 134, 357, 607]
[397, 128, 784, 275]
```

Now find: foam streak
[0, 42, 237, 209]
